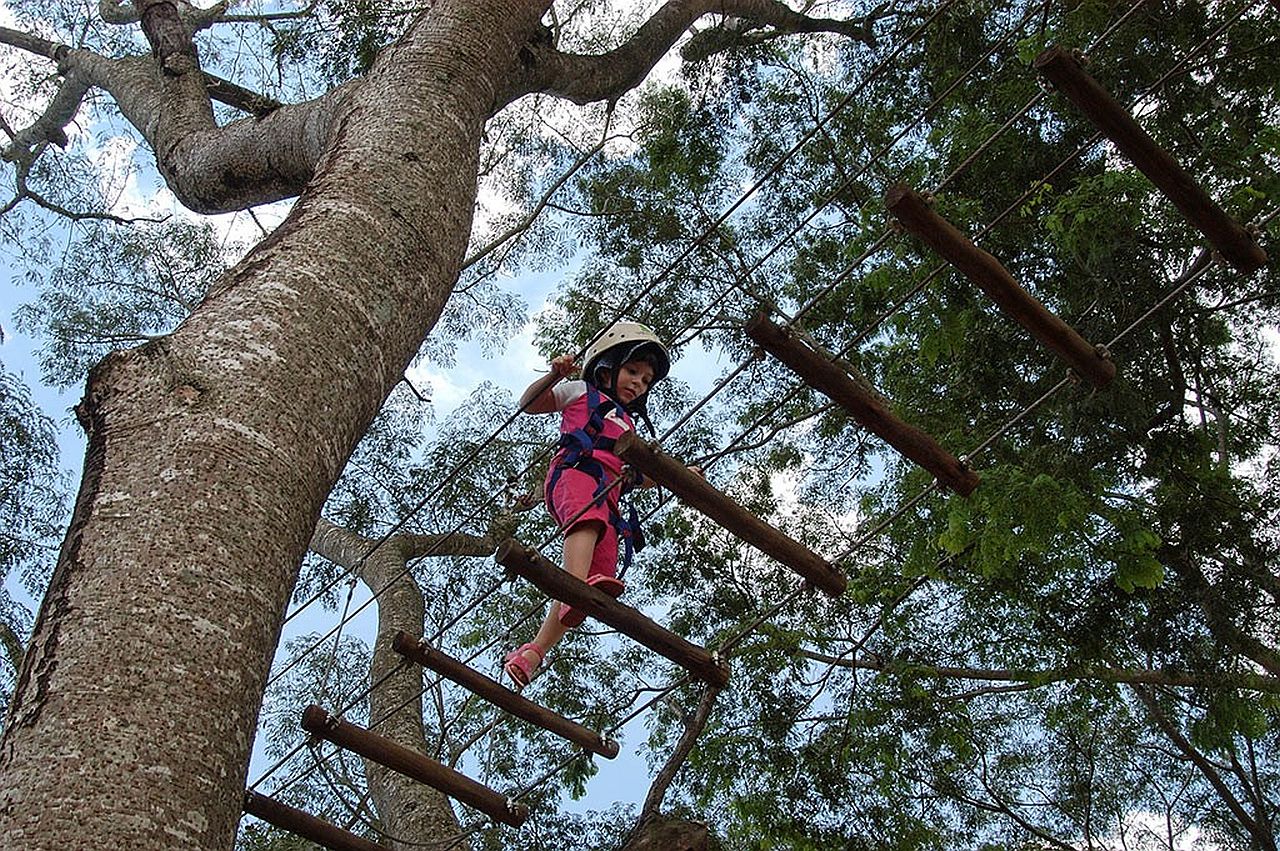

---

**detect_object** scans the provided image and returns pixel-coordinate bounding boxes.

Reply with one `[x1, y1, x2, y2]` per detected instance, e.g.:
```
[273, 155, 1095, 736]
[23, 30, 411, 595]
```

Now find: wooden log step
[613, 432, 848, 596]
[391, 631, 621, 759]
[1035, 46, 1267, 275]
[495, 539, 731, 687]
[885, 182, 1117, 387]
[301, 705, 529, 827]
[243, 791, 391, 851]
[745, 313, 979, 496]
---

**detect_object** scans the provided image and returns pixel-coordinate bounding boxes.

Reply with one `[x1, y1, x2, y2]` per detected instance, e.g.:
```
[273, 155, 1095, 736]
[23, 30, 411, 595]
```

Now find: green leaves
[1041, 169, 1151, 273]
[937, 466, 1091, 580]
[1109, 526, 1163, 594]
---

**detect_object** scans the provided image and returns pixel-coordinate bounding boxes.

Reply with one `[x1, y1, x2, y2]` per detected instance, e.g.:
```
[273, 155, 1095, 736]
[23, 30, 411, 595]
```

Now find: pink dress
[543, 380, 635, 580]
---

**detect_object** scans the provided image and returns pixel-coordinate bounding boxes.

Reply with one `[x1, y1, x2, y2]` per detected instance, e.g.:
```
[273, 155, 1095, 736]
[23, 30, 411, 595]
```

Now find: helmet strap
[591, 365, 617, 395]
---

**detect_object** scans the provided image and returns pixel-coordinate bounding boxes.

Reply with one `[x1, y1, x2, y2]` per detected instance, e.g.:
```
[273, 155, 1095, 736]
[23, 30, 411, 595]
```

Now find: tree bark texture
[0, 3, 547, 848]
[621, 815, 712, 851]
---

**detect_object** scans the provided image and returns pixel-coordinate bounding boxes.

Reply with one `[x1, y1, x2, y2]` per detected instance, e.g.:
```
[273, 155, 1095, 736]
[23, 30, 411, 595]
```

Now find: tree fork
[242, 791, 393, 851]
[745, 313, 979, 495]
[301, 706, 530, 828]
[495, 539, 731, 687]
[140, 0, 201, 76]
[614, 432, 848, 595]
[391, 631, 620, 758]
[1035, 46, 1268, 275]
[886, 183, 1117, 387]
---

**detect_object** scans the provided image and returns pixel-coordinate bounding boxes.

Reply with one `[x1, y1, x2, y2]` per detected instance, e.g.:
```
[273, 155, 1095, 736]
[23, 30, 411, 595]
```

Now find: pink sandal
[503, 642, 544, 689]
[558, 574, 626, 629]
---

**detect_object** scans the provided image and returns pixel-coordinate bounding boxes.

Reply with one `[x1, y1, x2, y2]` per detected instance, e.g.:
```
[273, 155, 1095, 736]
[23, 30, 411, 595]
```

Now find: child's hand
[687, 465, 705, 479]
[550, 354, 577, 378]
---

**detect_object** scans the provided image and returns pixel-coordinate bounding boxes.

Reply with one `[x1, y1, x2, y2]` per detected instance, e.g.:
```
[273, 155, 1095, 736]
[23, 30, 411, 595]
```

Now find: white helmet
[582, 321, 671, 388]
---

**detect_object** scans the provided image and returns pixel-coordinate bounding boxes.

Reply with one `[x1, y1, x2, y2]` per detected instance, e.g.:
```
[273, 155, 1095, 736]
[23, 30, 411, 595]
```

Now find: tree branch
[533, 0, 875, 105]
[639, 685, 720, 823]
[462, 129, 613, 270]
[1132, 685, 1276, 851]
[203, 73, 282, 117]
[100, 0, 228, 31]
[681, 3, 883, 63]
[0, 25, 65, 60]
[974, 758, 1081, 851]
[796, 649, 1280, 694]
[1162, 544, 1280, 679]
[398, 530, 495, 560]
[0, 25, 350, 212]
[0, 620, 26, 676]
[1, 70, 87, 159]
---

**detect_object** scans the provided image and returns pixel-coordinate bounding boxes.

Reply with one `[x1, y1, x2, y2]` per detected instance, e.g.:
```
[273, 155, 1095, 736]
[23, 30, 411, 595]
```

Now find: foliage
[534, 0, 1280, 847]
[14, 219, 229, 388]
[0, 359, 66, 711]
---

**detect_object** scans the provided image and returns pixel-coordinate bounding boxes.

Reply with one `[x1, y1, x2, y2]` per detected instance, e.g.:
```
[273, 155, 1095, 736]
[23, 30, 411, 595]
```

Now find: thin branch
[462, 128, 614, 271]
[22, 184, 167, 224]
[0, 620, 26, 675]
[797, 649, 1280, 694]
[638, 685, 720, 822]
[1131, 685, 1275, 851]
[975, 754, 1081, 851]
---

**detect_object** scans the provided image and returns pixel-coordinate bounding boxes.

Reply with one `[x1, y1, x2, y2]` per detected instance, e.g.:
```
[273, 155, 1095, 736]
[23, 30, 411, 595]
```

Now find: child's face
[614, 359, 656, 404]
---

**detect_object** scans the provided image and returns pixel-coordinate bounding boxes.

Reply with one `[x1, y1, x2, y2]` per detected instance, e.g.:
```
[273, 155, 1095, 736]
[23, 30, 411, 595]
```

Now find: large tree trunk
[0, 3, 547, 848]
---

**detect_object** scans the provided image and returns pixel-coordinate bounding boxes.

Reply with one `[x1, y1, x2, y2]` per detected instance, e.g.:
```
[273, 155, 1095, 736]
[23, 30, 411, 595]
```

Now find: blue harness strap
[547, 385, 646, 569]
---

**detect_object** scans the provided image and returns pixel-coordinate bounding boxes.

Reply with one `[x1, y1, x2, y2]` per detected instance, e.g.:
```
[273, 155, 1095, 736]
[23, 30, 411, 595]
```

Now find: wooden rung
[614, 432, 848, 596]
[1035, 46, 1267, 275]
[495, 539, 731, 687]
[300, 705, 529, 827]
[746, 314, 980, 495]
[242, 791, 392, 851]
[886, 182, 1118, 387]
[391, 631, 620, 759]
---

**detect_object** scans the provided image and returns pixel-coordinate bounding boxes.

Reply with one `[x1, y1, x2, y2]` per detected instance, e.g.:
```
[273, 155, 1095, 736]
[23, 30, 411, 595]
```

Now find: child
[503, 322, 670, 688]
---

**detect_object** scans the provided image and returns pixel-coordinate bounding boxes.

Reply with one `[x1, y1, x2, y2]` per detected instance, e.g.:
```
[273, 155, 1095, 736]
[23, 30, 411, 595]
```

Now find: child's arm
[518, 354, 576, 414]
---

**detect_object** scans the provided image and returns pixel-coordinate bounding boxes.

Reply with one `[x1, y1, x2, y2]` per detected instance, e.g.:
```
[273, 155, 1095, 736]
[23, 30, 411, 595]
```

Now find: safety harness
[546, 384, 646, 571]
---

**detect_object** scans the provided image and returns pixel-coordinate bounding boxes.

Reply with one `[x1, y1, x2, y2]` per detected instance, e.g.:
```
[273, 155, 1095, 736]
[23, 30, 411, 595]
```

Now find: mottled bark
[69, 47, 351, 212]
[621, 815, 712, 851]
[0, 26, 346, 212]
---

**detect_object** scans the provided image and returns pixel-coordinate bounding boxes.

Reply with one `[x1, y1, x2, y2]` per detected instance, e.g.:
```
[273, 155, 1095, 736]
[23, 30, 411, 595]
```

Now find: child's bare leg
[528, 521, 603, 656]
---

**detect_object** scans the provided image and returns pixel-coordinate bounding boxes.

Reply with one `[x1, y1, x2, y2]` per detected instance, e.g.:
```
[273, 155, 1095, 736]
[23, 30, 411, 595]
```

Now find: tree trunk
[0, 3, 547, 848]
[356, 544, 467, 851]
[311, 517, 492, 849]
[621, 815, 712, 851]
